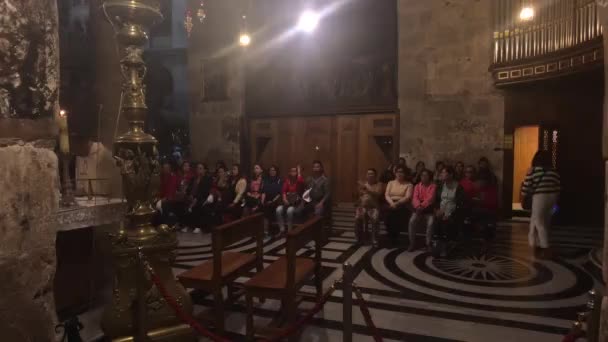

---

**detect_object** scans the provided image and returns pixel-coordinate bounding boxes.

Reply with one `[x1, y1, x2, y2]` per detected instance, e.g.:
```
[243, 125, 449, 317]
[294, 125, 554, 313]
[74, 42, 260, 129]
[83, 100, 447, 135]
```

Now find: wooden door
[335, 116, 359, 202]
[359, 114, 397, 180]
[250, 119, 278, 169]
[512, 125, 539, 205]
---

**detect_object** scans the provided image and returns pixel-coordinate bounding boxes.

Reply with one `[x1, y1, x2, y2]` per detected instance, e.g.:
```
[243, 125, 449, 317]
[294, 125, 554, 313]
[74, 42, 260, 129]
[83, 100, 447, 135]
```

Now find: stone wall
[0, 0, 60, 340]
[0, 144, 59, 341]
[397, 0, 504, 177]
[188, 56, 243, 164]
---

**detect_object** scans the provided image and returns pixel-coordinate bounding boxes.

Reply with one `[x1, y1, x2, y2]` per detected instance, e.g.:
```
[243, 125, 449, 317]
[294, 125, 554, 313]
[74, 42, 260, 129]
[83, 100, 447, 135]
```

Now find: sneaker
[180, 227, 188, 233]
[193, 228, 202, 234]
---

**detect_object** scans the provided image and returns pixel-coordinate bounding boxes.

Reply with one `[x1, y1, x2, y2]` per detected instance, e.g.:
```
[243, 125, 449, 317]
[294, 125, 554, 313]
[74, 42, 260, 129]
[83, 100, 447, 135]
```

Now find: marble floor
[172, 205, 605, 342]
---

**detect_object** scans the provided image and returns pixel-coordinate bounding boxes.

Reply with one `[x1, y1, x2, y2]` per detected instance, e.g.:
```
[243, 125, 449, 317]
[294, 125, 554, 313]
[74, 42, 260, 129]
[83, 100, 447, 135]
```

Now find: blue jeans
[276, 205, 303, 232]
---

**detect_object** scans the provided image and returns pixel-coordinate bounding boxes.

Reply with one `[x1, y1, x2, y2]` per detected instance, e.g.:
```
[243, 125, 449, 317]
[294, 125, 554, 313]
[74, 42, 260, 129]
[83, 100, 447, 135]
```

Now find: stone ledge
[0, 118, 58, 142]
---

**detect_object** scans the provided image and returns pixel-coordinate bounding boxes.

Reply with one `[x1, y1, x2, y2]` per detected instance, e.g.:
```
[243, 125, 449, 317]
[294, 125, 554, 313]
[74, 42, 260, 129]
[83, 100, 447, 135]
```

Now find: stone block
[0, 144, 59, 341]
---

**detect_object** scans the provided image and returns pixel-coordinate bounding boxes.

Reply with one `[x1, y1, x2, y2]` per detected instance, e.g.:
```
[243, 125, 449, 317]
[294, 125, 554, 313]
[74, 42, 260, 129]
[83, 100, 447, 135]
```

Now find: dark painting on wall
[244, 0, 397, 117]
[201, 58, 229, 102]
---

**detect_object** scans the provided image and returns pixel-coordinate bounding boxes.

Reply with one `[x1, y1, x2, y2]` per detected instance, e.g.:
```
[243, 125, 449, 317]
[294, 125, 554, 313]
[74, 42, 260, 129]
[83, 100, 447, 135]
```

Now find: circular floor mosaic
[366, 247, 595, 309]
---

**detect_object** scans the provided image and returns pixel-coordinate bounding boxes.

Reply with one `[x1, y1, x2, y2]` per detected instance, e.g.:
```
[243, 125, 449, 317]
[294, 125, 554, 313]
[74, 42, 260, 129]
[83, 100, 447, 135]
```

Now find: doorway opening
[512, 125, 539, 211]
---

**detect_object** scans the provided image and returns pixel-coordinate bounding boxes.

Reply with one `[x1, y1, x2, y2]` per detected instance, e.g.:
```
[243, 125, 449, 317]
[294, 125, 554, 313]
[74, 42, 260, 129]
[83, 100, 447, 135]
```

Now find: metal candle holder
[99, 1, 195, 341]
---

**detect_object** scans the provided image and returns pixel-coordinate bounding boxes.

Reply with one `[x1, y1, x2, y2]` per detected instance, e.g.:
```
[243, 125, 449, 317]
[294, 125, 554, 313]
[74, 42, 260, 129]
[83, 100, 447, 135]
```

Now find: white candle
[57, 109, 70, 154]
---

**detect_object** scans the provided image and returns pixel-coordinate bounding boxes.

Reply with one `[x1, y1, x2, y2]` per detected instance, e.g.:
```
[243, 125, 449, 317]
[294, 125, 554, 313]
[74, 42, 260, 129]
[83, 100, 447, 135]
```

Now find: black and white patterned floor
[174, 205, 604, 342]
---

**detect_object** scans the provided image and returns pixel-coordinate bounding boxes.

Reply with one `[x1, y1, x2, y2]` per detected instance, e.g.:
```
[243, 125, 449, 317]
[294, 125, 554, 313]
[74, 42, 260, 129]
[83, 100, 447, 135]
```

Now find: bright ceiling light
[239, 33, 251, 46]
[297, 10, 320, 33]
[59, 109, 67, 117]
[519, 6, 534, 21]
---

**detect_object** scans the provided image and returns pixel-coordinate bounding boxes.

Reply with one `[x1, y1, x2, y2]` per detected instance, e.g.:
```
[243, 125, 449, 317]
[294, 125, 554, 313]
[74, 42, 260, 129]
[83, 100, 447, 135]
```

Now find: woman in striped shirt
[521, 151, 561, 259]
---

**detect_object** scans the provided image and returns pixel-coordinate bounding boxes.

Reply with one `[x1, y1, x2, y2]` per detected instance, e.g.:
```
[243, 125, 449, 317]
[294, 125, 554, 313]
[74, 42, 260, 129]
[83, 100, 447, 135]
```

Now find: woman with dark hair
[380, 163, 395, 184]
[433, 166, 466, 257]
[226, 164, 247, 220]
[412, 161, 426, 184]
[175, 161, 194, 229]
[243, 164, 264, 216]
[478, 157, 498, 185]
[276, 165, 305, 232]
[261, 165, 283, 235]
[182, 163, 213, 233]
[434, 161, 445, 184]
[521, 150, 560, 259]
[408, 169, 436, 251]
[384, 166, 413, 242]
[210, 165, 230, 225]
[455, 161, 465, 181]
[474, 168, 499, 254]
[355, 168, 383, 245]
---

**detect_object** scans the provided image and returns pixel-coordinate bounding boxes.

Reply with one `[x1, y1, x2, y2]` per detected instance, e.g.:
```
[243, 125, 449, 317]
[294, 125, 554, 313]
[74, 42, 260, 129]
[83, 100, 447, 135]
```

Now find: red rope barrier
[139, 251, 338, 342]
[257, 284, 338, 342]
[140, 254, 231, 342]
[561, 334, 579, 342]
[353, 284, 384, 342]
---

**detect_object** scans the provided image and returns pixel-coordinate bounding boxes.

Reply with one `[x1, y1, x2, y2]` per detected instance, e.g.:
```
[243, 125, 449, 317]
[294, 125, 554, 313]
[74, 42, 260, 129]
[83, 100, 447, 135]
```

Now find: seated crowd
[355, 157, 499, 254]
[157, 156, 498, 255]
[156, 160, 331, 235]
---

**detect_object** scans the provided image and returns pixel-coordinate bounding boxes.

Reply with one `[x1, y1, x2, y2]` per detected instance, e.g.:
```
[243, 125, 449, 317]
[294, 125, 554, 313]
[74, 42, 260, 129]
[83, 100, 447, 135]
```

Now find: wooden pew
[244, 216, 323, 341]
[177, 213, 265, 333]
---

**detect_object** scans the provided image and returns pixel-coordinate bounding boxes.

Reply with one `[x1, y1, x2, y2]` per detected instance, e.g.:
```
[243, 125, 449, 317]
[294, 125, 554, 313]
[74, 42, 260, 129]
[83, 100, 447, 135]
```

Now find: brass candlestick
[99, 1, 195, 341]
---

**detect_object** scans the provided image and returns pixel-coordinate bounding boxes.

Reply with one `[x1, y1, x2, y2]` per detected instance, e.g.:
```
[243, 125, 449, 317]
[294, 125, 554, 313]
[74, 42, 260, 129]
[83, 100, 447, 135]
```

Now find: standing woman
[521, 151, 560, 259]
[243, 164, 264, 216]
[384, 166, 414, 242]
[227, 164, 247, 221]
[261, 165, 283, 235]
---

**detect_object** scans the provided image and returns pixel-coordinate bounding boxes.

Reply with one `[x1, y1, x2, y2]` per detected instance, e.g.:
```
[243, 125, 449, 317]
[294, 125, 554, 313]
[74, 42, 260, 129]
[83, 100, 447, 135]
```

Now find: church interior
[2, 0, 608, 341]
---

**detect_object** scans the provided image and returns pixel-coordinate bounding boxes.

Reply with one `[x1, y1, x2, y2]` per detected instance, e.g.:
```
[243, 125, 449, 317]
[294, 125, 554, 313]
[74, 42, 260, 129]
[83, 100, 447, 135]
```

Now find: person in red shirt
[275, 165, 304, 232]
[408, 169, 436, 252]
[459, 165, 477, 204]
[473, 168, 499, 253]
[175, 161, 194, 229]
[159, 161, 178, 200]
[156, 160, 179, 225]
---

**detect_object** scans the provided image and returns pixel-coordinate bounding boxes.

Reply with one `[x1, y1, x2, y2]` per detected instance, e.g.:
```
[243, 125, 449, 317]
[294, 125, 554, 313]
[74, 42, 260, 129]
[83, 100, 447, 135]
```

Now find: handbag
[521, 170, 544, 210]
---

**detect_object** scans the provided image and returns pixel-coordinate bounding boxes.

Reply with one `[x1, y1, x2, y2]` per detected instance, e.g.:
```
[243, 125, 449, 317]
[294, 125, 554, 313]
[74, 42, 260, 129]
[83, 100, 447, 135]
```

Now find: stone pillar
[598, 1, 608, 340]
[0, 0, 60, 340]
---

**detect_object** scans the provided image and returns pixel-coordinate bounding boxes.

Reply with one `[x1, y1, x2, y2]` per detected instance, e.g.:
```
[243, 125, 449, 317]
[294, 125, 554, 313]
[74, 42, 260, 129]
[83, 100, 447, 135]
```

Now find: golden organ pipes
[493, 0, 602, 65]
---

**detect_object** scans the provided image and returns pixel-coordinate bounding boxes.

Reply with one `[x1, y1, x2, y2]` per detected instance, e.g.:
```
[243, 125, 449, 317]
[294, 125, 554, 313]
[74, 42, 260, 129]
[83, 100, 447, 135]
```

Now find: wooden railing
[493, 0, 602, 65]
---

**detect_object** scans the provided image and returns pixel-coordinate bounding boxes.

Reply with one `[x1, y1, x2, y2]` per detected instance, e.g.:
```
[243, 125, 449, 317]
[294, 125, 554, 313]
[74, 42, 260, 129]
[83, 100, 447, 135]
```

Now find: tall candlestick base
[99, 1, 196, 341]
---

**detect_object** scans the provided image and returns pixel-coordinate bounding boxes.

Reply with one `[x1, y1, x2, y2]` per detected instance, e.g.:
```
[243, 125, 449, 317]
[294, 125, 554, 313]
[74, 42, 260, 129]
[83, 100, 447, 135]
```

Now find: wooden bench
[177, 213, 264, 333]
[244, 216, 323, 340]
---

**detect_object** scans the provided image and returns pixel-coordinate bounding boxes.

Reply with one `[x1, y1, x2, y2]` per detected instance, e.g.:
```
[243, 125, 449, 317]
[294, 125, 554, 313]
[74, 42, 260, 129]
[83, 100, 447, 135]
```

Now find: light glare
[297, 10, 319, 33]
[519, 7, 534, 21]
[239, 33, 251, 46]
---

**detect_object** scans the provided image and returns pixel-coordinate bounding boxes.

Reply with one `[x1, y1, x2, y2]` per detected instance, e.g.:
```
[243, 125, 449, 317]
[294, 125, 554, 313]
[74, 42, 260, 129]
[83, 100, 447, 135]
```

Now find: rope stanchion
[353, 284, 384, 342]
[138, 252, 231, 342]
[257, 282, 339, 342]
[139, 250, 340, 342]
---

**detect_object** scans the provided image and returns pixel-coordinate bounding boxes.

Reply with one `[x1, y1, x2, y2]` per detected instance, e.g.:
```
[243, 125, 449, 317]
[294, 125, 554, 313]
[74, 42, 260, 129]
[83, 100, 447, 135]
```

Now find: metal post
[343, 262, 353, 342]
